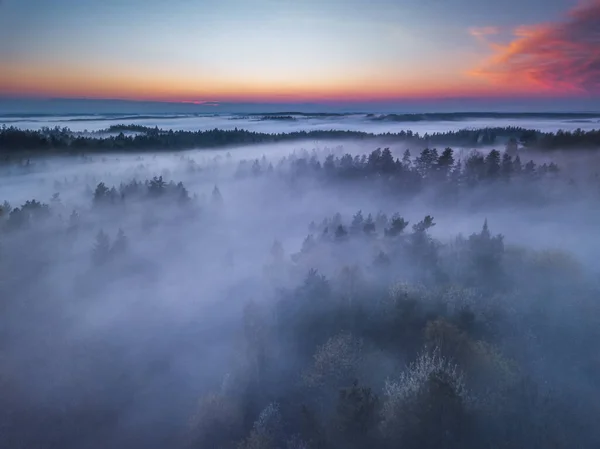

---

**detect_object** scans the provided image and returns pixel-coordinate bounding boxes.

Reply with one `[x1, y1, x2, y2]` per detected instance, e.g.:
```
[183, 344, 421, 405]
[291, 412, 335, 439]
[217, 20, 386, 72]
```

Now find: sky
[0, 0, 598, 106]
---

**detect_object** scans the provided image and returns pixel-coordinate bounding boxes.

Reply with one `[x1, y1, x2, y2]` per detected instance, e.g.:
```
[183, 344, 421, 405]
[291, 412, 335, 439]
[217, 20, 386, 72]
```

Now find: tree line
[1, 124, 600, 157]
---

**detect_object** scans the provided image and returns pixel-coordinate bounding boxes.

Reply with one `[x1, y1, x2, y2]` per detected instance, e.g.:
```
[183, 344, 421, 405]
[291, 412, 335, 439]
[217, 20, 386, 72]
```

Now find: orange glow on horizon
[2, 0, 598, 106]
[0, 60, 555, 104]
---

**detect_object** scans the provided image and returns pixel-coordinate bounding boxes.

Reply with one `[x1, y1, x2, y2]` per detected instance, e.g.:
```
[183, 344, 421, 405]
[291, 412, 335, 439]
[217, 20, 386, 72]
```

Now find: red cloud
[471, 0, 600, 94]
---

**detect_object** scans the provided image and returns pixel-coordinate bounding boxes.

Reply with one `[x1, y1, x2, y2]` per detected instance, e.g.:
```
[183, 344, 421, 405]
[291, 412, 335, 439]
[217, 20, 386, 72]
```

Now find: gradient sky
[0, 0, 598, 103]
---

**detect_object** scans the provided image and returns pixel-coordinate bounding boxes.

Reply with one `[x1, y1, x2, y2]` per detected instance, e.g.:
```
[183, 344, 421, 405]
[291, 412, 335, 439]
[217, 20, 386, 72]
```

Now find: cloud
[470, 0, 600, 94]
[469, 26, 501, 43]
[180, 100, 220, 106]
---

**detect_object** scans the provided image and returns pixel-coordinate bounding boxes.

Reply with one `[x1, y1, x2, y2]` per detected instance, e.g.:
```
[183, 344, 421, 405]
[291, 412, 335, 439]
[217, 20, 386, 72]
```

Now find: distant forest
[1, 124, 600, 156]
[3, 111, 599, 120]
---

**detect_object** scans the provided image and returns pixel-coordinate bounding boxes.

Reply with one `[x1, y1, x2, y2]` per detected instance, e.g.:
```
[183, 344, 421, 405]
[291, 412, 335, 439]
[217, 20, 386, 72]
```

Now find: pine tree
[67, 209, 79, 234]
[335, 381, 380, 447]
[381, 148, 395, 173]
[148, 176, 166, 196]
[351, 211, 364, 233]
[0, 201, 11, 218]
[385, 214, 409, 237]
[416, 148, 439, 177]
[92, 229, 111, 266]
[501, 153, 513, 180]
[212, 185, 223, 205]
[335, 225, 348, 240]
[412, 215, 435, 233]
[513, 155, 523, 174]
[111, 228, 128, 256]
[375, 212, 388, 230]
[363, 213, 376, 235]
[505, 137, 518, 156]
[93, 182, 109, 204]
[301, 234, 316, 254]
[402, 149, 412, 169]
[437, 148, 454, 180]
[466, 220, 505, 289]
[524, 160, 536, 174]
[485, 150, 501, 179]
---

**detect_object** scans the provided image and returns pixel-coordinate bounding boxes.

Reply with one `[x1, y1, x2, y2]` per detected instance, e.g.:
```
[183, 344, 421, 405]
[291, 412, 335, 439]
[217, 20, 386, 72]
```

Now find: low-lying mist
[4, 112, 600, 135]
[1, 137, 600, 449]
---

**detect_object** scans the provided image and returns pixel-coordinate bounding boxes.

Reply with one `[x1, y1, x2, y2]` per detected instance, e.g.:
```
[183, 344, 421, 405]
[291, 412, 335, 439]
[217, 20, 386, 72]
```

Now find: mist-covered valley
[4, 111, 600, 135]
[2, 116, 600, 449]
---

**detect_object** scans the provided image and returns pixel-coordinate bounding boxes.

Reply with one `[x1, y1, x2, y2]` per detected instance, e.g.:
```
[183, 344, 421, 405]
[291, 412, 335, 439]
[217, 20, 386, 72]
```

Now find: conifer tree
[92, 229, 111, 266]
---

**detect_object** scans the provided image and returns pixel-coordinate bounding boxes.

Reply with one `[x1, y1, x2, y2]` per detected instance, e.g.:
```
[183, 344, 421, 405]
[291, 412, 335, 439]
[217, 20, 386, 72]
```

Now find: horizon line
[2, 96, 600, 115]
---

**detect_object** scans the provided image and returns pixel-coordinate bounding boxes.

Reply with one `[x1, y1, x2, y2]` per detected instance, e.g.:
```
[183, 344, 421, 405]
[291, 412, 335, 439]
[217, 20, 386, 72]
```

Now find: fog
[2, 118, 600, 449]
[3, 112, 600, 135]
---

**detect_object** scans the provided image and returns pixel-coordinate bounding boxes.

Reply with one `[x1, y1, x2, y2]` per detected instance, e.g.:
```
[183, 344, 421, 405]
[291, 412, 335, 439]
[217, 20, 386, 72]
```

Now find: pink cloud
[469, 26, 501, 40]
[470, 0, 600, 94]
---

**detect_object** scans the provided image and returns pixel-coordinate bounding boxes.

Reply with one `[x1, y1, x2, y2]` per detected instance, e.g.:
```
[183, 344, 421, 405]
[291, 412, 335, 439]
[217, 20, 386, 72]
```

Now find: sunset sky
[0, 0, 598, 105]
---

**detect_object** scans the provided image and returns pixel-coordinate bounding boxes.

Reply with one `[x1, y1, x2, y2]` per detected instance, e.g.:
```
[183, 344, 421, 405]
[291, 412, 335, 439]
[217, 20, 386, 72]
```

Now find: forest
[1, 136, 600, 449]
[2, 124, 600, 156]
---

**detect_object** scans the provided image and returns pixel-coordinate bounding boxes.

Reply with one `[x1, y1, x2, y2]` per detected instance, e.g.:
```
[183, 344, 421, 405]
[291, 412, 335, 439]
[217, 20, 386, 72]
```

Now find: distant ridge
[2, 111, 600, 122]
[1, 96, 600, 115]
